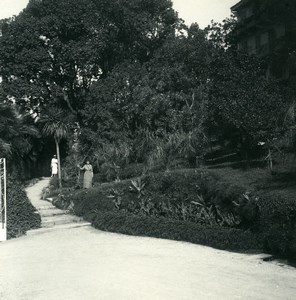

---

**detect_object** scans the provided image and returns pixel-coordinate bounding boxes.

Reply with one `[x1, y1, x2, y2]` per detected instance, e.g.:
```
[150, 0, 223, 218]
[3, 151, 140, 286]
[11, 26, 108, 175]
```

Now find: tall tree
[80, 24, 213, 166]
[208, 50, 287, 162]
[41, 107, 71, 187]
[0, 0, 181, 114]
[0, 0, 107, 114]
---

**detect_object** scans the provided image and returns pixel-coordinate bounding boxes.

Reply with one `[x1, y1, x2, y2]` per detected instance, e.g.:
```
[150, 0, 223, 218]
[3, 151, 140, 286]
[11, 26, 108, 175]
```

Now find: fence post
[0, 158, 7, 241]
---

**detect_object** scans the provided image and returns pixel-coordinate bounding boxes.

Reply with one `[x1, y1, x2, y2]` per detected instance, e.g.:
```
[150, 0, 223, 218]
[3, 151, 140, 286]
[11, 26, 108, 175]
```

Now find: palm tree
[0, 103, 39, 176]
[40, 107, 70, 187]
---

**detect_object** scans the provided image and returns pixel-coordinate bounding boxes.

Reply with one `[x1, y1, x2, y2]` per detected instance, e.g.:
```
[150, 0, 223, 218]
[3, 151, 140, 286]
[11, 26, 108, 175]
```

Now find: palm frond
[0, 138, 12, 157]
[40, 107, 71, 141]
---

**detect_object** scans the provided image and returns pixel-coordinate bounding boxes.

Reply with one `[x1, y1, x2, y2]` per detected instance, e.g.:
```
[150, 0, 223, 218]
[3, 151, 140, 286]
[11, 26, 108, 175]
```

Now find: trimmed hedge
[7, 178, 41, 238]
[53, 169, 263, 253]
[90, 210, 262, 252]
[52, 168, 296, 259]
[256, 192, 296, 259]
[207, 168, 296, 260]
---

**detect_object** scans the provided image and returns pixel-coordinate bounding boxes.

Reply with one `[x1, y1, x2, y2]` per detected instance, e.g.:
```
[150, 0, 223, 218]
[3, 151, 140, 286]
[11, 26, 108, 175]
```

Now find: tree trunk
[240, 130, 250, 169]
[245, 134, 251, 169]
[63, 91, 77, 115]
[268, 148, 273, 171]
[55, 138, 62, 188]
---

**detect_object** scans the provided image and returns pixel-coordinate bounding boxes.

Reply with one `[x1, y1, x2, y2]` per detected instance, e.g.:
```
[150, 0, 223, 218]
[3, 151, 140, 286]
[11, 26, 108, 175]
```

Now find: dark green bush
[49, 176, 59, 189]
[119, 163, 144, 180]
[92, 163, 144, 184]
[90, 210, 262, 252]
[52, 169, 262, 252]
[7, 178, 41, 238]
[198, 172, 246, 209]
[57, 170, 246, 226]
[256, 192, 296, 259]
[52, 167, 296, 260]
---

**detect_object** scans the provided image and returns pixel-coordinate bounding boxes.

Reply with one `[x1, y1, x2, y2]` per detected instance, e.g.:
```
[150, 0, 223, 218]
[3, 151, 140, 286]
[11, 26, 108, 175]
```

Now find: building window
[246, 7, 254, 18]
[259, 32, 270, 55]
[238, 9, 246, 21]
[247, 36, 256, 54]
[237, 6, 254, 22]
[260, 32, 269, 46]
[275, 24, 285, 38]
[238, 40, 248, 52]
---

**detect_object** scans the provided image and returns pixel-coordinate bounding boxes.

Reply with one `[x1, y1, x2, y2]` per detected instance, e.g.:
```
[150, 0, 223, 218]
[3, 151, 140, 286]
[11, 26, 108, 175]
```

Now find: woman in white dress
[79, 161, 93, 188]
[51, 155, 58, 177]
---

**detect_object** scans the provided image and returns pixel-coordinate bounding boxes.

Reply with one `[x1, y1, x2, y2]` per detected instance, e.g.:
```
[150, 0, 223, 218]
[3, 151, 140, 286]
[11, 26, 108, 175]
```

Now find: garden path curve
[0, 178, 295, 300]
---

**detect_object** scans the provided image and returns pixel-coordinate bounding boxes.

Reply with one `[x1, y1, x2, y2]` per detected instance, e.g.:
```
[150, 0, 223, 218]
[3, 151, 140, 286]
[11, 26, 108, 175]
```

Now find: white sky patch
[172, 0, 238, 28]
[0, 0, 238, 29]
[0, 0, 29, 19]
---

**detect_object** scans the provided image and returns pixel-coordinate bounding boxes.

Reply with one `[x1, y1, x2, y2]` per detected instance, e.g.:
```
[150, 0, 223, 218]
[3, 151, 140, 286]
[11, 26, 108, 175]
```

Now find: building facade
[231, 0, 296, 80]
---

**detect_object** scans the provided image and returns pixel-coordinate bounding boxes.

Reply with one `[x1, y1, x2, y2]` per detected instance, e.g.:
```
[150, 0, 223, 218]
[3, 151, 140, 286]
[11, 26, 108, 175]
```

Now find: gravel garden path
[0, 178, 295, 300]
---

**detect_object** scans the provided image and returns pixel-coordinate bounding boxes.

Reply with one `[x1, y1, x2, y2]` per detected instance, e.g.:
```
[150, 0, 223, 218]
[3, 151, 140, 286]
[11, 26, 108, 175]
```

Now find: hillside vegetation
[51, 167, 296, 260]
[0, 1, 295, 256]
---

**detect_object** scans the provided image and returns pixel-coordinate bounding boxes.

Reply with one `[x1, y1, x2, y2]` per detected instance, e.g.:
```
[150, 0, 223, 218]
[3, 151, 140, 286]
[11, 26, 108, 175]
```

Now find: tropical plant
[232, 192, 259, 227]
[0, 100, 39, 177]
[40, 107, 72, 187]
[108, 188, 124, 210]
[129, 178, 146, 198]
[146, 130, 208, 170]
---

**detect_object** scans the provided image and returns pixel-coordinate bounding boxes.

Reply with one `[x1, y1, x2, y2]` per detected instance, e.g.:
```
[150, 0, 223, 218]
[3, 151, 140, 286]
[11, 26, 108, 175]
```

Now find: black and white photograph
[0, 0, 296, 299]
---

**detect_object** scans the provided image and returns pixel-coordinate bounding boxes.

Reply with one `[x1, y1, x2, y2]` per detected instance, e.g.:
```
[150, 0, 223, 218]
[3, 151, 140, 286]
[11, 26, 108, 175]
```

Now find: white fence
[0, 158, 7, 241]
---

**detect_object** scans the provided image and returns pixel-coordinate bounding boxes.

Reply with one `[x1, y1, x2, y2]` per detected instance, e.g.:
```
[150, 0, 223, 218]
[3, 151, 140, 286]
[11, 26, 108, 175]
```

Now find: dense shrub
[49, 176, 59, 189]
[257, 192, 296, 260]
[56, 170, 251, 227]
[119, 163, 144, 180]
[140, 170, 258, 228]
[204, 168, 296, 260]
[51, 166, 296, 260]
[90, 211, 262, 252]
[92, 163, 144, 184]
[52, 169, 262, 252]
[7, 178, 41, 238]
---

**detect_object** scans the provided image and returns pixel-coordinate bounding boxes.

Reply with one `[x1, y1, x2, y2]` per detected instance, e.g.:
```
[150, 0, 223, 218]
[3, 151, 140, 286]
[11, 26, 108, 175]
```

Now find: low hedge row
[90, 210, 262, 252]
[208, 168, 296, 260]
[53, 169, 263, 253]
[256, 192, 296, 259]
[7, 178, 41, 238]
[53, 168, 296, 260]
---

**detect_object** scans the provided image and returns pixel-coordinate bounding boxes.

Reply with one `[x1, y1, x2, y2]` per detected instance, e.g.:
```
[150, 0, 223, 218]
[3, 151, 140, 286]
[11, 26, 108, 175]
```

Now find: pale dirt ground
[0, 178, 295, 300]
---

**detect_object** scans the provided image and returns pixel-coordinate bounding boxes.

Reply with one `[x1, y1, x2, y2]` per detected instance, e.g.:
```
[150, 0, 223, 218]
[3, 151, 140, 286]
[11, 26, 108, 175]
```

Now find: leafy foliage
[257, 192, 296, 259]
[0, 99, 40, 178]
[40, 107, 71, 141]
[79, 28, 213, 170]
[7, 177, 41, 238]
[0, 0, 181, 114]
[0, 0, 107, 113]
[0, 102, 39, 157]
[91, 210, 262, 252]
[207, 50, 288, 161]
[0, 0, 295, 261]
[52, 169, 263, 252]
[53, 169, 258, 229]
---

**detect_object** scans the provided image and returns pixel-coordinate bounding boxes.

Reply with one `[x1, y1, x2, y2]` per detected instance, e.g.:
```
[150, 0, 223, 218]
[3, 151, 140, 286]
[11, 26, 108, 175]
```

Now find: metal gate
[0, 158, 7, 241]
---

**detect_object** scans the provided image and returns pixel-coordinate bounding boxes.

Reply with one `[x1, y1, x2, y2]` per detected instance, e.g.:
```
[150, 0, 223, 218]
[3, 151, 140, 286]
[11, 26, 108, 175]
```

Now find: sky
[0, 0, 238, 28]
[173, 0, 238, 28]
